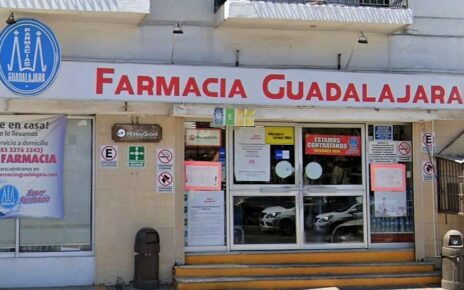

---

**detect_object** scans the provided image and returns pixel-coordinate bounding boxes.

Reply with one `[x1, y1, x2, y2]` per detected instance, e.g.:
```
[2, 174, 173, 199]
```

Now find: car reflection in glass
[331, 218, 363, 243]
[260, 206, 295, 236]
[313, 203, 363, 234]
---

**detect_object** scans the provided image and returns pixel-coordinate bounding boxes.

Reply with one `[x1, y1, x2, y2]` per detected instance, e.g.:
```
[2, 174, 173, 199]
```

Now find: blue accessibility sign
[0, 18, 61, 96]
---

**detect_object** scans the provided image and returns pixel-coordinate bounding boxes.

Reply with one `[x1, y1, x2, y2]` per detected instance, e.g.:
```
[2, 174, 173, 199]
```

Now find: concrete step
[175, 271, 442, 290]
[175, 261, 435, 277]
[185, 249, 415, 265]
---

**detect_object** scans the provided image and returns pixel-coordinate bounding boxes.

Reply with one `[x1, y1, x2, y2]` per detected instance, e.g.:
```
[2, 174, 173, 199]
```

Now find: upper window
[233, 127, 296, 185]
[302, 127, 363, 186]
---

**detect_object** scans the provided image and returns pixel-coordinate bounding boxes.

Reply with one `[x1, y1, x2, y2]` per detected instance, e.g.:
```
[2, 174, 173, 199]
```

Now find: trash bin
[134, 227, 160, 289]
[442, 230, 464, 290]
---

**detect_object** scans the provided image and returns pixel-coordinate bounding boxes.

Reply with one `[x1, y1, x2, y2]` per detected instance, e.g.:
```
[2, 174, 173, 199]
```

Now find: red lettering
[287, 81, 304, 100]
[49, 154, 57, 163]
[182, 77, 201, 96]
[343, 83, 360, 102]
[412, 85, 429, 103]
[430, 86, 445, 104]
[306, 82, 323, 101]
[115, 75, 134, 95]
[96, 68, 114, 94]
[229, 80, 247, 98]
[448, 86, 463, 104]
[362, 84, 376, 102]
[220, 78, 226, 98]
[263, 74, 285, 99]
[137, 76, 154, 95]
[156, 77, 180, 96]
[326, 83, 341, 101]
[203, 78, 218, 98]
[397, 85, 411, 103]
[378, 85, 395, 103]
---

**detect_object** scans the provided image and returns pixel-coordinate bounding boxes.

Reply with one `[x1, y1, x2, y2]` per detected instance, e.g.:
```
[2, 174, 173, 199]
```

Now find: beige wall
[413, 120, 464, 261]
[95, 115, 184, 285]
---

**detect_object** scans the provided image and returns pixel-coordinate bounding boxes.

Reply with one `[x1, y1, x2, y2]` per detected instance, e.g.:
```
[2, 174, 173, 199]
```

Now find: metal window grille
[437, 157, 464, 214]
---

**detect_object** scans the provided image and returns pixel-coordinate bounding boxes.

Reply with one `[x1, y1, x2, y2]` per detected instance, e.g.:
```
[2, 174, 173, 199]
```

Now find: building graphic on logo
[0, 18, 61, 96]
[0, 185, 20, 217]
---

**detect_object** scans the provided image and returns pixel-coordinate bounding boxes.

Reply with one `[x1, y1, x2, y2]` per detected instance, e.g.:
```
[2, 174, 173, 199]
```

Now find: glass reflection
[304, 196, 364, 244]
[234, 196, 296, 244]
[0, 219, 15, 252]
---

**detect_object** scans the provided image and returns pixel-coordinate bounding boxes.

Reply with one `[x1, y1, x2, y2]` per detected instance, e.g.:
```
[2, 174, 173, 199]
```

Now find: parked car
[313, 203, 363, 233]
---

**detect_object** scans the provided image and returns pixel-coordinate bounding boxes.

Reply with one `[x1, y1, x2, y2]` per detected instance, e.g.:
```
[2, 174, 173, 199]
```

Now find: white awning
[0, 0, 150, 24]
[217, 0, 413, 33]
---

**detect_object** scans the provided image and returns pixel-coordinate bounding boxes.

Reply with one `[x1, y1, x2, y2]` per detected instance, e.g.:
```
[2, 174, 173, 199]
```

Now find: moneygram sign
[0, 19, 61, 96]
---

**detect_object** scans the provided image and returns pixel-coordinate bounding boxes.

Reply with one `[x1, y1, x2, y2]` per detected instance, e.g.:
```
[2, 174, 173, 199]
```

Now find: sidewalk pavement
[2, 285, 445, 290]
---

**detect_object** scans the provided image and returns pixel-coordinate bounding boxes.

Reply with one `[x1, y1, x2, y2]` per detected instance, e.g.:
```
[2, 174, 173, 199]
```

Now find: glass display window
[367, 124, 414, 246]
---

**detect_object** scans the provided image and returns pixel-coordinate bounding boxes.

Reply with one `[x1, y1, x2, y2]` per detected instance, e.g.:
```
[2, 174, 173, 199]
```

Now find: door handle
[260, 186, 297, 193]
[303, 186, 338, 193]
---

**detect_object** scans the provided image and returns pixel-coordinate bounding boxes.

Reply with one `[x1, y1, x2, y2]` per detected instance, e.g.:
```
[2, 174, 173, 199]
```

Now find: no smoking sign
[157, 149, 173, 165]
[397, 141, 412, 162]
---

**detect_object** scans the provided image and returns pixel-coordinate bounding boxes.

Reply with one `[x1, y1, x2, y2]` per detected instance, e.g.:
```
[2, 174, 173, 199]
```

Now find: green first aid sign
[128, 146, 145, 168]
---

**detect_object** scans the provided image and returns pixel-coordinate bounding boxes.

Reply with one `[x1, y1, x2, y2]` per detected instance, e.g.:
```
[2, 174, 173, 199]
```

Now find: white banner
[0, 115, 66, 219]
[187, 191, 224, 246]
[0, 61, 463, 110]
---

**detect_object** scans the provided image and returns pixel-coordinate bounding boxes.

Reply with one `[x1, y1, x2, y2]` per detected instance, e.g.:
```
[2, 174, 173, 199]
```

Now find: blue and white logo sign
[0, 185, 20, 216]
[0, 19, 61, 96]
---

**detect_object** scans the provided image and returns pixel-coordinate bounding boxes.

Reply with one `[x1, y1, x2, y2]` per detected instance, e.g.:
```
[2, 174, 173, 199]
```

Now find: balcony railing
[215, 0, 408, 12]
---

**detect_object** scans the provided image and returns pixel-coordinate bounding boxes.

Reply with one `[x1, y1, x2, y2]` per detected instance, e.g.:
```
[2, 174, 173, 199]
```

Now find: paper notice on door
[234, 127, 270, 181]
[185, 161, 221, 191]
[188, 191, 224, 246]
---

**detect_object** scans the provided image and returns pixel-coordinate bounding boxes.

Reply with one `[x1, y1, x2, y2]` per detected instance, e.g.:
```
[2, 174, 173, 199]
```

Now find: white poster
[368, 141, 397, 163]
[187, 191, 224, 246]
[0, 115, 66, 219]
[234, 127, 270, 182]
[374, 191, 407, 217]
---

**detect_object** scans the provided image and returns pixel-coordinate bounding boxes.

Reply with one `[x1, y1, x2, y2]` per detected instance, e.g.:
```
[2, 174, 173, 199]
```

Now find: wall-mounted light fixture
[172, 22, 183, 34]
[171, 22, 184, 64]
[6, 12, 16, 25]
[357, 32, 368, 44]
[345, 31, 369, 70]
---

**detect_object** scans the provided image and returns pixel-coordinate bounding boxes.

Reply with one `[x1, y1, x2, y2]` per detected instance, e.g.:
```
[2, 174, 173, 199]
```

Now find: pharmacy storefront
[0, 20, 464, 287]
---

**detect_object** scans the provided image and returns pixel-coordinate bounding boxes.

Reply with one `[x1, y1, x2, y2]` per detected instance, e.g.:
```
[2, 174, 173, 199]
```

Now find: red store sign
[305, 135, 361, 156]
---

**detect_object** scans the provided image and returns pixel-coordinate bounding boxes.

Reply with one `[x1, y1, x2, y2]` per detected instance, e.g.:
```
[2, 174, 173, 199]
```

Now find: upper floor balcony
[214, 0, 413, 33]
[0, 0, 150, 25]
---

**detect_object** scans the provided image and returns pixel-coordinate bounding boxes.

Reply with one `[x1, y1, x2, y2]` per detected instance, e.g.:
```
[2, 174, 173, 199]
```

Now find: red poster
[305, 134, 361, 156]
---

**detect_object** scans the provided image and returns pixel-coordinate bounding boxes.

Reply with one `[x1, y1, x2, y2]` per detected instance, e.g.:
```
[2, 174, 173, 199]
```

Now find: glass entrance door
[300, 125, 367, 248]
[230, 125, 299, 250]
[230, 124, 367, 250]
